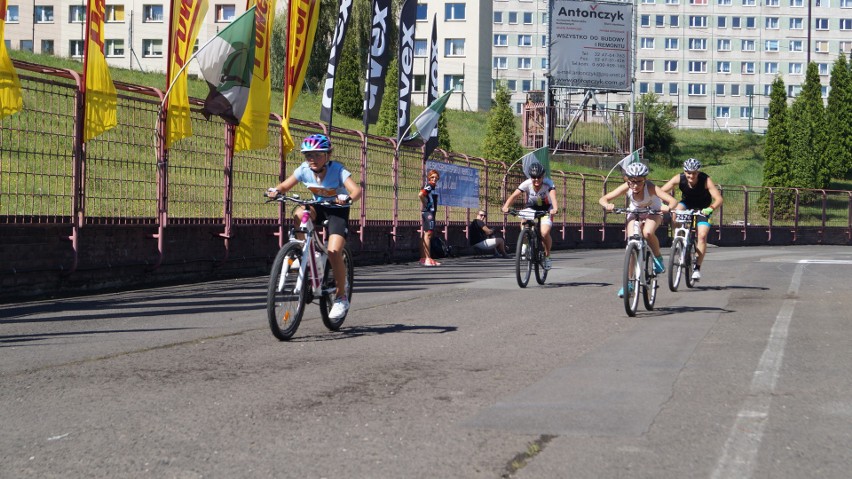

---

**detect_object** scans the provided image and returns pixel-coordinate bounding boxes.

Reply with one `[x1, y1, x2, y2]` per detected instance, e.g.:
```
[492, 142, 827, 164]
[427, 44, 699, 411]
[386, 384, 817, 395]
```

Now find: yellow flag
[282, 0, 319, 156]
[234, 0, 276, 152]
[165, 0, 209, 148]
[0, 0, 23, 119]
[83, 0, 117, 142]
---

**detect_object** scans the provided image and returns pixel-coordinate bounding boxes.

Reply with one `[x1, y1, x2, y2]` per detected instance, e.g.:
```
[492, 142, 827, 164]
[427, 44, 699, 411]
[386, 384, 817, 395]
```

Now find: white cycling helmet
[624, 162, 649, 178]
[683, 158, 702, 171]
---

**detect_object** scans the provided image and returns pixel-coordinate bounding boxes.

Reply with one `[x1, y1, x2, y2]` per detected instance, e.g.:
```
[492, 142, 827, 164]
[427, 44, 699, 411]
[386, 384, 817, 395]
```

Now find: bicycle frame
[672, 210, 699, 252]
[286, 209, 327, 296]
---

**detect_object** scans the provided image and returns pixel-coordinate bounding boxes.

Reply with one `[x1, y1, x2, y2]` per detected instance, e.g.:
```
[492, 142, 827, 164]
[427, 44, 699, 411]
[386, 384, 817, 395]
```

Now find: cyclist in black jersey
[659, 158, 723, 281]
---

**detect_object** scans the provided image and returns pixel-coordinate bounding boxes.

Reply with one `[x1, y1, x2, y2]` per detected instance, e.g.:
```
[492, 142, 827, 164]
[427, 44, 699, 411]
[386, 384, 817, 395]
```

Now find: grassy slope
[7, 50, 804, 189]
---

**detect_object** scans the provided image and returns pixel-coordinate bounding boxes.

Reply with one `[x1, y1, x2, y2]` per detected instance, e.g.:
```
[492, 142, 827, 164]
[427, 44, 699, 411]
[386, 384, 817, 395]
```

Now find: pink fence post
[218, 124, 236, 266]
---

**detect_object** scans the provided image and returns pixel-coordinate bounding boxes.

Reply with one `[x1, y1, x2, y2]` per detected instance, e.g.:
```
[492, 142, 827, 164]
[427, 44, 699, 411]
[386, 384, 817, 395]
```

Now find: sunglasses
[627, 178, 646, 186]
[478, 213, 487, 217]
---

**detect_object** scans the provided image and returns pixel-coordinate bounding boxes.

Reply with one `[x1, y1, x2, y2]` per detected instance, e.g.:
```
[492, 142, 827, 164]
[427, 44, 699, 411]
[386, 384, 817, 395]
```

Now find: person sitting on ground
[501, 162, 558, 270]
[469, 210, 508, 258]
[599, 162, 678, 297]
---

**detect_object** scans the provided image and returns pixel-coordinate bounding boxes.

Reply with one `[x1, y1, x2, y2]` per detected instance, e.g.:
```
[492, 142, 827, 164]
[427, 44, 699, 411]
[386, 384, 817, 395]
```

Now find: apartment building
[492, 0, 550, 114]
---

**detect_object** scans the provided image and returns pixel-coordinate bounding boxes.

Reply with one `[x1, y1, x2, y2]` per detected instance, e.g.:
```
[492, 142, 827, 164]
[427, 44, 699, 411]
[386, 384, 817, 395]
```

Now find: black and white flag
[319, 0, 354, 123]
[362, 0, 391, 126]
[396, 0, 416, 141]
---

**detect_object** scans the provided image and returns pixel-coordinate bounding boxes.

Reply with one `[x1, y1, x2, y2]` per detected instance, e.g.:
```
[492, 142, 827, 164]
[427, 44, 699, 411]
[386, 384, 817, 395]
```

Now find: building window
[717, 39, 731, 51]
[414, 39, 427, 57]
[732, 17, 741, 28]
[822, 86, 829, 97]
[518, 35, 532, 47]
[414, 75, 426, 93]
[718, 16, 727, 28]
[818, 63, 830, 75]
[20, 39, 33, 52]
[841, 41, 852, 54]
[716, 84, 725, 95]
[688, 83, 707, 95]
[788, 85, 801, 97]
[789, 63, 803, 74]
[765, 62, 778, 74]
[717, 61, 731, 73]
[105, 5, 124, 22]
[842, 0, 852, 6]
[416, 3, 427, 20]
[521, 79, 532, 91]
[508, 11, 518, 24]
[745, 16, 757, 28]
[765, 17, 779, 28]
[688, 38, 707, 50]
[742, 0, 756, 5]
[667, 0, 680, 4]
[640, 15, 650, 27]
[143, 5, 164, 22]
[716, 106, 730, 118]
[670, 15, 679, 27]
[445, 3, 465, 21]
[69, 39, 84, 57]
[216, 5, 235, 22]
[731, 84, 740, 96]
[643, 0, 656, 3]
[718, 0, 731, 4]
[541, 35, 547, 48]
[444, 39, 465, 56]
[815, 18, 828, 30]
[665, 60, 679, 72]
[656, 15, 665, 27]
[841, 19, 852, 30]
[639, 82, 649, 94]
[790, 40, 803, 52]
[518, 57, 531, 69]
[41, 39, 54, 54]
[665, 38, 679, 50]
[641, 37, 655, 49]
[444, 74, 463, 92]
[641, 59, 655, 72]
[766, 0, 779, 5]
[142, 39, 163, 57]
[34, 6, 54, 22]
[790, 17, 803, 29]
[790, 0, 804, 5]
[669, 83, 679, 95]
[654, 83, 664, 94]
[690, 0, 708, 4]
[815, 40, 829, 53]
[688, 106, 707, 119]
[742, 40, 755, 52]
[506, 80, 517, 91]
[740, 107, 753, 119]
[105, 39, 125, 57]
[689, 16, 707, 27]
[541, 58, 548, 69]
[494, 34, 507, 47]
[69, 5, 85, 23]
[523, 11, 533, 24]
[493, 57, 507, 69]
[494, 11, 503, 23]
[764, 85, 772, 96]
[765, 40, 779, 52]
[741, 62, 755, 74]
[688, 61, 707, 73]
[5, 5, 19, 22]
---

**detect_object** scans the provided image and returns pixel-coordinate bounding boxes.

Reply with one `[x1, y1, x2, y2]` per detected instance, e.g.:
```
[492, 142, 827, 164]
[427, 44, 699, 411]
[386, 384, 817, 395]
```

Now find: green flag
[195, 6, 257, 125]
[520, 146, 550, 178]
[400, 90, 452, 144]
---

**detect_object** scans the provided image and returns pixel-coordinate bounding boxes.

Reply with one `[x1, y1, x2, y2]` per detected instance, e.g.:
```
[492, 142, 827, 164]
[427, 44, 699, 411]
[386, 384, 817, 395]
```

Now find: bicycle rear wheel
[668, 238, 684, 292]
[622, 244, 641, 317]
[643, 251, 658, 310]
[515, 229, 533, 288]
[685, 241, 697, 288]
[320, 247, 354, 330]
[534, 236, 548, 285]
[267, 242, 307, 341]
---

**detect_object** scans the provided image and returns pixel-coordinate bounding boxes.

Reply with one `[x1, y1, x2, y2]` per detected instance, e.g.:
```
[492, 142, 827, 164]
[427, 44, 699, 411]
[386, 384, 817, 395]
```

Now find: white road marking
[711, 264, 804, 479]
[797, 259, 852, 265]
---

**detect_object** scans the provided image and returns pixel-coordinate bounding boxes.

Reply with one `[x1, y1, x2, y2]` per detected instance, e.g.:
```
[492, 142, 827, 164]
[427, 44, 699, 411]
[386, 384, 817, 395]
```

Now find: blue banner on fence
[426, 160, 479, 209]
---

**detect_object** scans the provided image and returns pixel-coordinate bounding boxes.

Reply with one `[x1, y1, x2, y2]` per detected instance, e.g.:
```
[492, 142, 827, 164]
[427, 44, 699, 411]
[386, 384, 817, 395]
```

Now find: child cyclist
[501, 162, 558, 270]
[599, 162, 678, 297]
[267, 133, 362, 319]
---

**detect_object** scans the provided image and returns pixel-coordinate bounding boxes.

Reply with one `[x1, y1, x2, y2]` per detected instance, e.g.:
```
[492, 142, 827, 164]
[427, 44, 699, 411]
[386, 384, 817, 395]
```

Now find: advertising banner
[426, 160, 479, 209]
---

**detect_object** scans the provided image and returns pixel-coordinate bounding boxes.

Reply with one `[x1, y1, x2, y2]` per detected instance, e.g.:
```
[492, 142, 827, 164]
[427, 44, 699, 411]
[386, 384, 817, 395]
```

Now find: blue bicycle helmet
[300, 134, 332, 152]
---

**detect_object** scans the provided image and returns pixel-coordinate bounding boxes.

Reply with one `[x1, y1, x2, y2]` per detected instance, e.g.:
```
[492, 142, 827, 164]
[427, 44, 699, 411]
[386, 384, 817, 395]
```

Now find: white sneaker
[329, 296, 349, 319]
[521, 244, 529, 257]
[691, 269, 701, 281]
[543, 256, 552, 270]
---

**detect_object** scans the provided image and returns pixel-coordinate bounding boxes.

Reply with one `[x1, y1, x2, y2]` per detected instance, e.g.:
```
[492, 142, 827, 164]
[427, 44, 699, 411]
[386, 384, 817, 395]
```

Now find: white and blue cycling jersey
[517, 177, 555, 211]
[293, 161, 352, 202]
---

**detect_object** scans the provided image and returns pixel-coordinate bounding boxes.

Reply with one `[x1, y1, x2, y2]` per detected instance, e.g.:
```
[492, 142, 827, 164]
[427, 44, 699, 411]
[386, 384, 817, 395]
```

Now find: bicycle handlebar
[611, 207, 664, 216]
[507, 208, 549, 218]
[265, 192, 352, 208]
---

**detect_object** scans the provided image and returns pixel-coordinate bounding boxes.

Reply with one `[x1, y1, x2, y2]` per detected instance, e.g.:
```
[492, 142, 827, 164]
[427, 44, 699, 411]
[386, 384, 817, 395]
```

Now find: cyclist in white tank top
[598, 162, 678, 283]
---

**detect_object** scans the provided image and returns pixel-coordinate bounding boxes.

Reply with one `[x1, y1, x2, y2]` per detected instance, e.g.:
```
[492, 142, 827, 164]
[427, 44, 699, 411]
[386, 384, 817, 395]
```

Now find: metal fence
[2, 59, 852, 274]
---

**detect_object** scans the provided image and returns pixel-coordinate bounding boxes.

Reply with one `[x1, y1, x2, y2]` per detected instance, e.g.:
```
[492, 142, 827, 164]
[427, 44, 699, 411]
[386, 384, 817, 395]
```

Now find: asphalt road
[2, 245, 851, 478]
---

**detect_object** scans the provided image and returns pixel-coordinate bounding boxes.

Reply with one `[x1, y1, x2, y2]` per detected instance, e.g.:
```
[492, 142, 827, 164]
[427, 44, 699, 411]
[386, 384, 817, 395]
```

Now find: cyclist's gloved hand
[267, 187, 279, 198]
[701, 207, 714, 216]
[337, 194, 351, 204]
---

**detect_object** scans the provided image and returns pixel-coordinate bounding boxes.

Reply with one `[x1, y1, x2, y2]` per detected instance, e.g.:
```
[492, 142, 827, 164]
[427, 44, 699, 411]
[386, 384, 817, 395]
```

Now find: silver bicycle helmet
[624, 162, 649, 178]
[683, 158, 702, 171]
[528, 162, 545, 179]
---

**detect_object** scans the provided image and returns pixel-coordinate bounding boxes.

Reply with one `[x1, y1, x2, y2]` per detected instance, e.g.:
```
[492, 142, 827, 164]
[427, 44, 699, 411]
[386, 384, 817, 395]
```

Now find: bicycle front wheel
[685, 241, 697, 288]
[267, 242, 307, 341]
[320, 247, 354, 331]
[622, 244, 641, 317]
[643, 251, 658, 310]
[668, 238, 684, 292]
[515, 229, 533, 288]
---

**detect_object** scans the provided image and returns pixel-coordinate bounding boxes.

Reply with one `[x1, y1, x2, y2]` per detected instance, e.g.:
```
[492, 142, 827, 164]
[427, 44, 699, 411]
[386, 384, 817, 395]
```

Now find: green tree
[374, 57, 398, 138]
[760, 76, 793, 217]
[437, 113, 451, 152]
[333, 28, 363, 118]
[824, 54, 852, 181]
[270, 18, 286, 91]
[481, 85, 524, 164]
[635, 93, 677, 166]
[789, 62, 827, 188]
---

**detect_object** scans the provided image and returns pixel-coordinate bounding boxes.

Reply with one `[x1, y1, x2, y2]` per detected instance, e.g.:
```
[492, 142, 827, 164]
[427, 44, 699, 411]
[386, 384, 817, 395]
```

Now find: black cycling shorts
[312, 204, 350, 238]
